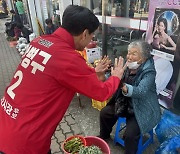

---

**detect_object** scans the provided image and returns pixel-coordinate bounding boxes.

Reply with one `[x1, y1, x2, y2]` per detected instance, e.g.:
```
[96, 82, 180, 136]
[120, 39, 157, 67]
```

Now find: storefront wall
[8, 0, 81, 36]
[8, 0, 60, 36]
[25, 0, 38, 35]
[82, 0, 150, 60]
[21, 0, 60, 36]
[28, 0, 66, 35]
[6, 0, 38, 35]
[51, 0, 61, 27]
[82, 0, 180, 113]
[6, 0, 13, 11]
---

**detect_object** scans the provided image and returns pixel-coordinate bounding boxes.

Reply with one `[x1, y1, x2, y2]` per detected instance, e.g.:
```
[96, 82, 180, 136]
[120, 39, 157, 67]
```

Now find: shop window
[87, 0, 150, 61]
[95, 25, 146, 62]
[52, 0, 61, 27]
[90, 0, 149, 19]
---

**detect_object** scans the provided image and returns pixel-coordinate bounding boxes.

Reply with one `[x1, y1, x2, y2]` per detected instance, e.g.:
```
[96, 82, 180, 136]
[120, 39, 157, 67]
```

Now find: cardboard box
[86, 47, 101, 63]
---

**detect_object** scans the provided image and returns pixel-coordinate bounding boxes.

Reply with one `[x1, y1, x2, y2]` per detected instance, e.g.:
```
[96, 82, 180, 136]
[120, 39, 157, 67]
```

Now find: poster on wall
[146, 0, 180, 111]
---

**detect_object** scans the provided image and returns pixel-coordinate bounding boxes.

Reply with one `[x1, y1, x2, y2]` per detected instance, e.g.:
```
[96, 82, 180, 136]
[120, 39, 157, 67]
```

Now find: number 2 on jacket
[7, 70, 23, 99]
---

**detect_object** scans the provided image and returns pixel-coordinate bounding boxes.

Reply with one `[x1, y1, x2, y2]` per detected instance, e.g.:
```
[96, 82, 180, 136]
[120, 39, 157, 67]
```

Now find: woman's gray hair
[128, 40, 152, 60]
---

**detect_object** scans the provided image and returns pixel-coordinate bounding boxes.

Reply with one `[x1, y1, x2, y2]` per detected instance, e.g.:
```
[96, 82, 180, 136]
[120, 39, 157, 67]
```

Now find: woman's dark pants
[100, 104, 141, 154]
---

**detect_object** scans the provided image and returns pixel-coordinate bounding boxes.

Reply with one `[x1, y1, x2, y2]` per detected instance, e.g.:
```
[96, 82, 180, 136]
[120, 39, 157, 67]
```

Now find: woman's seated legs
[124, 115, 141, 154]
[99, 104, 118, 139]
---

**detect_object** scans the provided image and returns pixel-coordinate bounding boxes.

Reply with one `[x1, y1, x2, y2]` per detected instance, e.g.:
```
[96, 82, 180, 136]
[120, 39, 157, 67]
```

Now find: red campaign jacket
[0, 28, 120, 154]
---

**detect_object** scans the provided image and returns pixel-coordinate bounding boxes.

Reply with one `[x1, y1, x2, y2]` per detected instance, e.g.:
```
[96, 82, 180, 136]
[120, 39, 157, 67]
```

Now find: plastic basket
[85, 136, 111, 154]
[62, 135, 86, 154]
[92, 99, 109, 111]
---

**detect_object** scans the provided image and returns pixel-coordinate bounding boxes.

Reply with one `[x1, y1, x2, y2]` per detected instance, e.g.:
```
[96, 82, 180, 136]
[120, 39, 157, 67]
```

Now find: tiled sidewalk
[0, 33, 20, 98]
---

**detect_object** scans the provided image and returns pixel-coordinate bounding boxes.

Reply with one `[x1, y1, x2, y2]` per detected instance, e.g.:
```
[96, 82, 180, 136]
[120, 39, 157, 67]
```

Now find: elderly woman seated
[98, 40, 161, 154]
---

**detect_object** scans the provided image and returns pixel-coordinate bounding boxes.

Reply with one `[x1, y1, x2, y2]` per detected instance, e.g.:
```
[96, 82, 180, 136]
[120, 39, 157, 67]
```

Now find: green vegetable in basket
[64, 137, 84, 153]
[79, 145, 103, 154]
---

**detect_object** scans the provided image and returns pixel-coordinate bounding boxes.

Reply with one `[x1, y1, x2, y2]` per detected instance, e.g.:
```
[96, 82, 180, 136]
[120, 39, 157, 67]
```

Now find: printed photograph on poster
[145, 0, 180, 113]
[150, 8, 180, 61]
[146, 7, 180, 110]
[154, 38, 180, 110]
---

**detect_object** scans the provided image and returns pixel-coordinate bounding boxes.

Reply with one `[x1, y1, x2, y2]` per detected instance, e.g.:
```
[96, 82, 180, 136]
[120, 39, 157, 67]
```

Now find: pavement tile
[65, 115, 76, 125]
[54, 129, 65, 143]
[55, 124, 61, 131]
[65, 132, 75, 139]
[70, 123, 83, 135]
[60, 117, 65, 123]
[60, 122, 71, 134]
[50, 139, 61, 153]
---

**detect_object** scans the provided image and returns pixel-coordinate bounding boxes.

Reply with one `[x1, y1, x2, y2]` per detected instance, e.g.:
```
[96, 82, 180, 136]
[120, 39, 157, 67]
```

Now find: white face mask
[127, 61, 140, 69]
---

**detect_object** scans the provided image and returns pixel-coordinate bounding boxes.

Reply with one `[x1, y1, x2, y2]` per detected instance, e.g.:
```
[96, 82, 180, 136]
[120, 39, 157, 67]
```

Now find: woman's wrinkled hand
[111, 56, 127, 80]
[121, 83, 128, 94]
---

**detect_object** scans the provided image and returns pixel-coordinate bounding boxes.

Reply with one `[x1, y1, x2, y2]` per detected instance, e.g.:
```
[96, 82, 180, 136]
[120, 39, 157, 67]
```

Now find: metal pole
[102, 0, 108, 56]
[124, 0, 130, 17]
[90, 0, 94, 11]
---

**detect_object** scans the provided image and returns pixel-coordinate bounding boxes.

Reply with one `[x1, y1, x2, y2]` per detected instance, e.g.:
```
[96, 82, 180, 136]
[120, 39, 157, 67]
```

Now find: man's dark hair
[10, 10, 15, 14]
[45, 18, 53, 25]
[62, 5, 99, 36]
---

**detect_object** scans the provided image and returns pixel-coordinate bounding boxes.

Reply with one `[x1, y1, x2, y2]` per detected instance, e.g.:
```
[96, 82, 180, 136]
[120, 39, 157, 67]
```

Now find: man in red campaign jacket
[0, 5, 126, 154]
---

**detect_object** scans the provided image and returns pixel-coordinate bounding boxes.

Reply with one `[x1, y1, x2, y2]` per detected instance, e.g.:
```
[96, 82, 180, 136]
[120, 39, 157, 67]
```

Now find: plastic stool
[114, 117, 154, 154]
